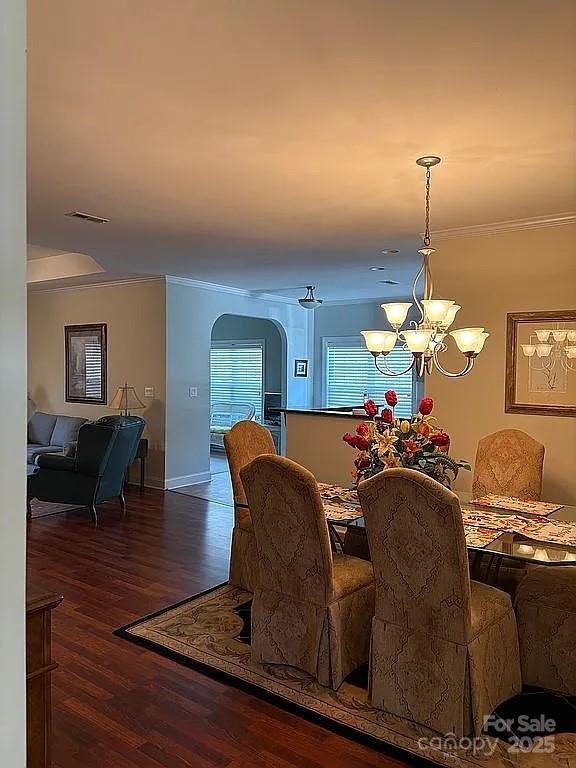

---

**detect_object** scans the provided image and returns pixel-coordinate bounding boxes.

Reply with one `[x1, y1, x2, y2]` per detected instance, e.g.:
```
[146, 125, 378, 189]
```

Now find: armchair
[27, 415, 145, 523]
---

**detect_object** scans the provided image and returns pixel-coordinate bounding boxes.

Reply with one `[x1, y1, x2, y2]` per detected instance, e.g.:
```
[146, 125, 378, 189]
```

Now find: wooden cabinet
[27, 593, 62, 768]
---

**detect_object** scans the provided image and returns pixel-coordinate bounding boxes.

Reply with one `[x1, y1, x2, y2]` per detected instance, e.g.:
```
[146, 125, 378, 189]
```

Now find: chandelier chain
[423, 166, 431, 246]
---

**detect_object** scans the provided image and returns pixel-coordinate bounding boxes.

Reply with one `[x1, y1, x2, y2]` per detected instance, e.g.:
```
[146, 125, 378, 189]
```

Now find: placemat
[463, 526, 501, 548]
[470, 494, 563, 516]
[461, 509, 530, 533]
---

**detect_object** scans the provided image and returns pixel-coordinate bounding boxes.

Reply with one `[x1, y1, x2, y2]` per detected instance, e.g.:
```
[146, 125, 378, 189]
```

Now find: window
[323, 337, 416, 418]
[84, 341, 103, 398]
[210, 340, 264, 422]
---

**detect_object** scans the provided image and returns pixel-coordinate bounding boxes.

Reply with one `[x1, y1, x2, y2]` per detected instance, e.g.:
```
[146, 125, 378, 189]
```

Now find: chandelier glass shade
[361, 156, 488, 379]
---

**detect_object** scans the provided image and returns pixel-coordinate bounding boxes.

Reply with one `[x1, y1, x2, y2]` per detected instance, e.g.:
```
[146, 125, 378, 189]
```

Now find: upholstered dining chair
[515, 567, 576, 695]
[240, 454, 375, 690]
[357, 468, 521, 736]
[472, 429, 545, 500]
[224, 420, 277, 591]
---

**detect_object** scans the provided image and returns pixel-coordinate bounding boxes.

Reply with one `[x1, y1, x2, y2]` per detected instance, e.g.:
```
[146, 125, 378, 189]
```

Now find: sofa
[27, 411, 87, 471]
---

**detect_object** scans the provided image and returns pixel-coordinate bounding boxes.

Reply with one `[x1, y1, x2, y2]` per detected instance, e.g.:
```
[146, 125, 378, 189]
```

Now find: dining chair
[357, 468, 521, 736]
[515, 567, 576, 695]
[224, 420, 277, 591]
[240, 454, 375, 690]
[472, 429, 545, 500]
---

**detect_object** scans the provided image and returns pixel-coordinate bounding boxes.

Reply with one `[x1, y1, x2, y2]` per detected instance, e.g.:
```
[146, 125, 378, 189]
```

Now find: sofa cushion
[28, 412, 57, 446]
[27, 444, 62, 465]
[51, 415, 87, 447]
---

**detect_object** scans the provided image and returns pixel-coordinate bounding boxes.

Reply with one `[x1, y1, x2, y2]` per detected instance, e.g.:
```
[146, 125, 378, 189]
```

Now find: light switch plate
[189, 386, 198, 397]
[144, 386, 154, 398]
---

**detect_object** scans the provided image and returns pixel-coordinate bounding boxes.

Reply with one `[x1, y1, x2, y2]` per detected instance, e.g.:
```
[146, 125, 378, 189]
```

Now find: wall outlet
[144, 386, 154, 398]
[188, 386, 198, 397]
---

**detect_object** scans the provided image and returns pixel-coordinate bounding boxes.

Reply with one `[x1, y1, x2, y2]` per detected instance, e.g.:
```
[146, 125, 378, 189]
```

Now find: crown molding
[28, 275, 164, 294]
[165, 275, 298, 304]
[320, 294, 412, 307]
[432, 213, 576, 240]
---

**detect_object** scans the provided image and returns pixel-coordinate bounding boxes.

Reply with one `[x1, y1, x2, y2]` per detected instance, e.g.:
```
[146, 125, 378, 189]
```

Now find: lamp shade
[450, 327, 485, 354]
[110, 383, 145, 413]
[381, 302, 412, 329]
[438, 304, 461, 329]
[422, 299, 455, 325]
[402, 329, 433, 353]
[361, 330, 397, 353]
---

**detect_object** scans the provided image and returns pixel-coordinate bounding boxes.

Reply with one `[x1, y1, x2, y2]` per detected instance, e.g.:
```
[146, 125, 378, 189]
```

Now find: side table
[133, 438, 148, 492]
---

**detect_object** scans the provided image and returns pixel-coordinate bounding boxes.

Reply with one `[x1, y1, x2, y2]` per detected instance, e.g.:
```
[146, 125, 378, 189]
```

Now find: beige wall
[427, 224, 576, 504]
[285, 412, 363, 486]
[28, 279, 167, 485]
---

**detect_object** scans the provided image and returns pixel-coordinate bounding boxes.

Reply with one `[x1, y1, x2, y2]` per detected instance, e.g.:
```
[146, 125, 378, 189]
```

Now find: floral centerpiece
[342, 391, 470, 488]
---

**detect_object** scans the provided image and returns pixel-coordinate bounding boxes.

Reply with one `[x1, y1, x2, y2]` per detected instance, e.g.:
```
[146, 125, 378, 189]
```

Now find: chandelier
[521, 328, 576, 385]
[361, 156, 488, 378]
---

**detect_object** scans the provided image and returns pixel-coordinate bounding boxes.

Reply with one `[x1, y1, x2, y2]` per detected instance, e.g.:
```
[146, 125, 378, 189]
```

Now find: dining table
[317, 483, 576, 569]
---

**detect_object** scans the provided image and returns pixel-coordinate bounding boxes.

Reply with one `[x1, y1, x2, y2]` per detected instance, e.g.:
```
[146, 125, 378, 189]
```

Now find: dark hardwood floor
[27, 488, 406, 768]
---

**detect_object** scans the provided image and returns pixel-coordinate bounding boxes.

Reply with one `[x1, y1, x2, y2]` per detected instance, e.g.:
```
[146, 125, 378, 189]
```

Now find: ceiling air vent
[65, 211, 110, 224]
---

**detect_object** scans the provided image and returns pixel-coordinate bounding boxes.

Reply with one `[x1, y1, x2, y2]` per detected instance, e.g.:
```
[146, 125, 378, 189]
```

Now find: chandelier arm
[411, 260, 425, 323]
[431, 350, 475, 378]
[372, 354, 416, 378]
[424, 253, 433, 302]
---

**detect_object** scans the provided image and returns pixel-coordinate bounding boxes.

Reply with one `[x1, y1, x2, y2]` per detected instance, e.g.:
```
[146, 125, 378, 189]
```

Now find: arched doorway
[209, 314, 286, 478]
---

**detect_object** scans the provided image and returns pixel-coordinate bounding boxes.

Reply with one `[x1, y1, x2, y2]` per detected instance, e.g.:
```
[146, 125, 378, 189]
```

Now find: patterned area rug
[29, 499, 83, 519]
[116, 584, 576, 768]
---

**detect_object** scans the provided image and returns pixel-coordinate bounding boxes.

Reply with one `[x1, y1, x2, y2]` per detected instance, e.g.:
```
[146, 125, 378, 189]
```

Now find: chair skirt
[369, 605, 521, 736]
[515, 568, 576, 695]
[228, 525, 258, 592]
[251, 585, 374, 690]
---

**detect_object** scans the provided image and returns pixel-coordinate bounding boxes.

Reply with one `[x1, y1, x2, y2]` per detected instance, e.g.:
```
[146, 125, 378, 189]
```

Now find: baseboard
[164, 472, 211, 490]
[126, 477, 165, 491]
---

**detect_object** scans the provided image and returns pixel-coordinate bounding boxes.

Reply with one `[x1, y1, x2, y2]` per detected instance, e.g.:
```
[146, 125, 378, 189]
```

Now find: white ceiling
[28, 0, 576, 299]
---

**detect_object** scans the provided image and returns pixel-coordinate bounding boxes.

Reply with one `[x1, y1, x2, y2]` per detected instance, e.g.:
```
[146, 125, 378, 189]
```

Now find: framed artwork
[294, 359, 308, 378]
[505, 310, 576, 417]
[65, 323, 107, 404]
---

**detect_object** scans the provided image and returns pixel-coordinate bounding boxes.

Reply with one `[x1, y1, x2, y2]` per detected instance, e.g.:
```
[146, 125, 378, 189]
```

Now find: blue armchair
[27, 415, 145, 523]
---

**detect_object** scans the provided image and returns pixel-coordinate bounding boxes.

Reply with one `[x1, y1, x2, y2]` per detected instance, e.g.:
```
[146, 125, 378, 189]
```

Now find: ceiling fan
[249, 285, 324, 309]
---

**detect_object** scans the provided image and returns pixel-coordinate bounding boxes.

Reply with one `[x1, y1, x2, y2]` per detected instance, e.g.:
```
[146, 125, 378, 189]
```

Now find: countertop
[282, 408, 367, 420]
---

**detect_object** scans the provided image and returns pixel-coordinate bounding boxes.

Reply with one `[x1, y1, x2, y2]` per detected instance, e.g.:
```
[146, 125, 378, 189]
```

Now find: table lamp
[110, 383, 145, 416]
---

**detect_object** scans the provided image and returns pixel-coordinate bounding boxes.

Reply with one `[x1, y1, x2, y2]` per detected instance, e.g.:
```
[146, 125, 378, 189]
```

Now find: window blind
[323, 338, 415, 418]
[210, 342, 264, 422]
[84, 341, 102, 398]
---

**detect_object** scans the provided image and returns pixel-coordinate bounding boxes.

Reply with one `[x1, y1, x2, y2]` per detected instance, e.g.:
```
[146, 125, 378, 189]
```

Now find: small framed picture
[294, 359, 308, 377]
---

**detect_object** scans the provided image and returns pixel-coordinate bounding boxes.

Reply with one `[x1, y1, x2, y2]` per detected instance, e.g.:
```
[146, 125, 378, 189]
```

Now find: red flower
[418, 397, 434, 415]
[431, 431, 450, 449]
[342, 432, 371, 451]
[385, 390, 398, 407]
[381, 407, 394, 424]
[356, 422, 370, 437]
[402, 438, 421, 457]
[354, 435, 371, 451]
[343, 432, 356, 447]
[363, 399, 378, 418]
